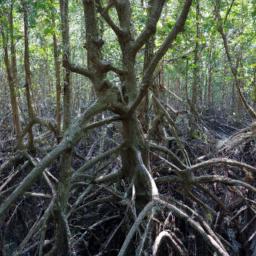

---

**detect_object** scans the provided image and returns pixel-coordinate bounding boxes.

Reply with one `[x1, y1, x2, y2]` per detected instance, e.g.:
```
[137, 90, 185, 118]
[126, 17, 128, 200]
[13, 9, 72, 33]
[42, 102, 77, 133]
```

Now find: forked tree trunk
[115, 0, 159, 213]
[0, 3, 194, 249]
[121, 116, 158, 212]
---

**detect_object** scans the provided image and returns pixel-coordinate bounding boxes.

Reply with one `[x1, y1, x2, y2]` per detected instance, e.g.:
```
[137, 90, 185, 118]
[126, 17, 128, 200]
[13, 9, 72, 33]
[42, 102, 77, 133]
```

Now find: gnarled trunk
[121, 116, 158, 212]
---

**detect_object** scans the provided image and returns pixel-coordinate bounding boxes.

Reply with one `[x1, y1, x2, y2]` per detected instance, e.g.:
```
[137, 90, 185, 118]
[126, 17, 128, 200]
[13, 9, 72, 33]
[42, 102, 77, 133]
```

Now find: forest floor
[0, 109, 256, 256]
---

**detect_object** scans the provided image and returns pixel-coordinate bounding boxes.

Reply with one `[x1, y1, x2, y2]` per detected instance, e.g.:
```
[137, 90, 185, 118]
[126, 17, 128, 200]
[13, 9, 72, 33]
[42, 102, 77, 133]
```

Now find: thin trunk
[231, 81, 236, 113]
[2, 28, 21, 143]
[2, 8, 21, 146]
[55, 0, 72, 254]
[139, 34, 155, 132]
[236, 59, 244, 118]
[253, 68, 256, 106]
[52, 12, 62, 134]
[207, 53, 212, 109]
[189, 0, 200, 136]
[0, 2, 22, 143]
[185, 58, 189, 103]
[191, 0, 200, 110]
[9, 1, 18, 88]
[22, 0, 35, 151]
[139, 1, 159, 131]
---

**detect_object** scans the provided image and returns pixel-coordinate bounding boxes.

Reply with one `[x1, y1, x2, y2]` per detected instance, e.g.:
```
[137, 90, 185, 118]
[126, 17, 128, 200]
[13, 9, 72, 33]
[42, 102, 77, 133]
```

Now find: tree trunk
[189, 0, 200, 136]
[253, 67, 256, 106]
[121, 116, 158, 212]
[52, 9, 62, 135]
[22, 0, 35, 152]
[55, 0, 73, 254]
[119, 25, 158, 216]
[138, 34, 155, 132]
[191, 0, 200, 111]
[2, 31, 21, 143]
[1, 3, 21, 143]
[207, 49, 213, 109]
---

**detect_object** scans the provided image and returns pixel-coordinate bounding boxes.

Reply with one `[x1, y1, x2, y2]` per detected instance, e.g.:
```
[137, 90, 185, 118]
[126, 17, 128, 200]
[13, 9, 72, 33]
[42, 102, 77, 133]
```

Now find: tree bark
[189, 0, 200, 135]
[2, 32, 21, 143]
[22, 0, 35, 152]
[55, 0, 73, 254]
[52, 7, 62, 134]
[1, 3, 21, 143]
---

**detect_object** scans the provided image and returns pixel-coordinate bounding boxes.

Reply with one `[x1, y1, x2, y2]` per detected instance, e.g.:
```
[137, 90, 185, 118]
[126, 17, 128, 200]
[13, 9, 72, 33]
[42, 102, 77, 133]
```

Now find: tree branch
[96, 0, 124, 38]
[98, 60, 127, 76]
[149, 142, 186, 169]
[0, 101, 106, 217]
[194, 175, 256, 193]
[72, 143, 124, 181]
[63, 59, 93, 79]
[128, 0, 193, 114]
[187, 157, 256, 175]
[131, 0, 166, 55]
